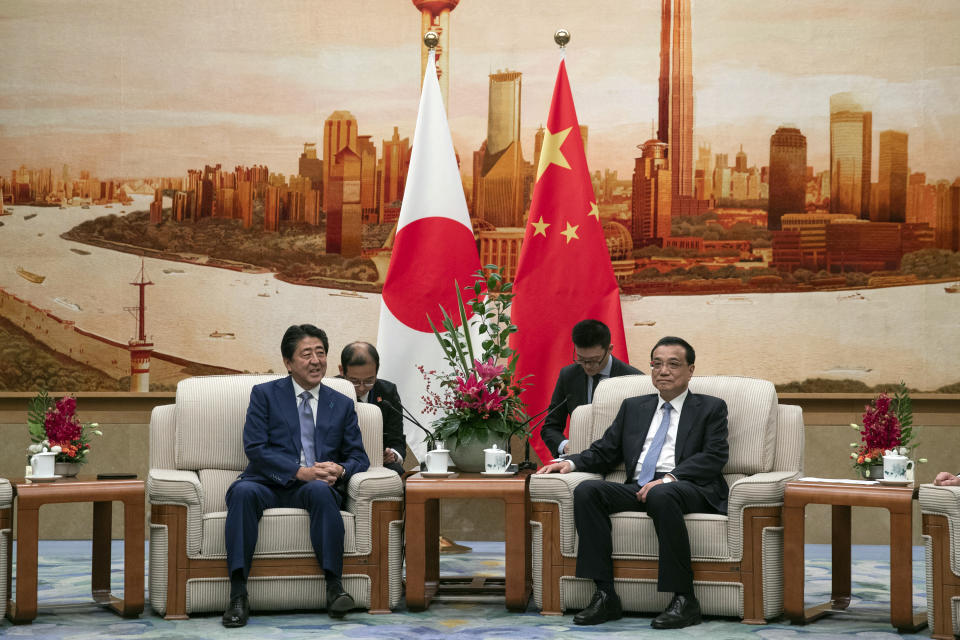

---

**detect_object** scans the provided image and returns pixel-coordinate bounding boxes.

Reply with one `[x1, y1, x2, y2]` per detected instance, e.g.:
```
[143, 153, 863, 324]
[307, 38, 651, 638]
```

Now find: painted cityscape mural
[1, 0, 958, 394]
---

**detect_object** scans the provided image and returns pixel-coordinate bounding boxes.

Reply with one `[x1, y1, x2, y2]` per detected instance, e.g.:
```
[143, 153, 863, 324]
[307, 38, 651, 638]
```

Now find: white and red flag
[510, 58, 629, 464]
[376, 49, 481, 462]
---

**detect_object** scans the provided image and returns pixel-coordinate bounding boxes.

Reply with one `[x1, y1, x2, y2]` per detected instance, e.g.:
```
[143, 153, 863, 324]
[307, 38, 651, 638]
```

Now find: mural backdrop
[1, 0, 958, 395]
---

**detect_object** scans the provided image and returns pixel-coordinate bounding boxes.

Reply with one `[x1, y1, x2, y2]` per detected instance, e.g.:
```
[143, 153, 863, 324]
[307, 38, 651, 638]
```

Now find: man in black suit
[338, 341, 406, 476]
[537, 336, 728, 630]
[540, 319, 642, 458]
[222, 324, 370, 628]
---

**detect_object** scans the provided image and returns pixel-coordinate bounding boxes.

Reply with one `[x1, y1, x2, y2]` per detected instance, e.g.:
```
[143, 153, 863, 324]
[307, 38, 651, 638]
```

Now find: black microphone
[512, 397, 571, 470]
[377, 396, 438, 453]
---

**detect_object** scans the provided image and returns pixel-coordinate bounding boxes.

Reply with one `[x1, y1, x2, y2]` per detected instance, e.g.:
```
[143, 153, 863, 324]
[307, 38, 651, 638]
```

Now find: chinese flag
[510, 59, 629, 464]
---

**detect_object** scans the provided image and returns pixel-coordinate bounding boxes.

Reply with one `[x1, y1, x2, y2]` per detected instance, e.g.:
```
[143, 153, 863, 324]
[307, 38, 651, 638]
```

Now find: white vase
[54, 462, 81, 477]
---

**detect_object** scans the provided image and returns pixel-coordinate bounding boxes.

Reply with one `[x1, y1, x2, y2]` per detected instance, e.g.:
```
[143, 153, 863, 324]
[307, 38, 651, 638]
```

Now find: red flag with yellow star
[510, 58, 629, 464]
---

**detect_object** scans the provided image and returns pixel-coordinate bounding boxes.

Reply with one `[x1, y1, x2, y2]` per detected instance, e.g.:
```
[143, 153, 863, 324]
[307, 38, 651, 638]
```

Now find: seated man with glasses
[338, 341, 406, 475]
[537, 336, 728, 630]
[541, 319, 642, 458]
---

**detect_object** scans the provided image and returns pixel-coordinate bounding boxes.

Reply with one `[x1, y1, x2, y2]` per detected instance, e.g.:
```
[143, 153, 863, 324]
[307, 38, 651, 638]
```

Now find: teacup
[30, 451, 57, 478]
[424, 448, 450, 473]
[484, 444, 512, 473]
[882, 452, 913, 482]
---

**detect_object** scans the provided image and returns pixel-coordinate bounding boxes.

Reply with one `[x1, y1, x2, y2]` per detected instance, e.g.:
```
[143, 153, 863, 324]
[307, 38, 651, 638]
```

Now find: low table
[405, 471, 531, 611]
[6, 476, 145, 624]
[783, 479, 926, 633]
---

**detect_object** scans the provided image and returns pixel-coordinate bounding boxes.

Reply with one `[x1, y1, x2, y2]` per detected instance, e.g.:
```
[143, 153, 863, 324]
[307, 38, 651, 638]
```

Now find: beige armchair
[147, 375, 404, 619]
[920, 482, 960, 639]
[0, 477, 10, 620]
[529, 375, 803, 623]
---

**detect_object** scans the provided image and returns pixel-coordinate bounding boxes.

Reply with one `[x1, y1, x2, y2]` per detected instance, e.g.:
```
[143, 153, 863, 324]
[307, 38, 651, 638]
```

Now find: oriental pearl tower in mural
[412, 0, 460, 111]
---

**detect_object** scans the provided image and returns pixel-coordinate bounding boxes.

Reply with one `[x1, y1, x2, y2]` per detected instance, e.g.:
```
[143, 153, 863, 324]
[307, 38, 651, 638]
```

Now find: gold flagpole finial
[554, 29, 570, 49]
[424, 31, 440, 50]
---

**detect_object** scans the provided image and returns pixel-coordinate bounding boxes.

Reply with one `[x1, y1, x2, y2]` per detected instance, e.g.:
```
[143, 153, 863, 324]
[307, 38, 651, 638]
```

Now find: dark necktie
[590, 373, 602, 402]
[298, 390, 316, 467]
[636, 402, 672, 485]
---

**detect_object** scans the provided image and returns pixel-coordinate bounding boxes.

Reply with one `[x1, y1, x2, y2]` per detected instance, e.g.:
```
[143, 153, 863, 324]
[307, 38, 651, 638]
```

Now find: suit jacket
[240, 376, 369, 491]
[540, 356, 642, 457]
[567, 391, 729, 513]
[367, 378, 407, 458]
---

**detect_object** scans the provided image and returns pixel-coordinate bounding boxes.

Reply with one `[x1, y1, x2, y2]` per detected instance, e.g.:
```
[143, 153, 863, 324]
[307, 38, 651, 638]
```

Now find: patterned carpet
[0, 542, 929, 639]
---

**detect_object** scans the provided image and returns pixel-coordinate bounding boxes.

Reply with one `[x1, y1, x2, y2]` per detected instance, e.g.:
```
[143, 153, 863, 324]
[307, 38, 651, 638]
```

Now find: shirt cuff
[558, 439, 569, 456]
[388, 448, 403, 464]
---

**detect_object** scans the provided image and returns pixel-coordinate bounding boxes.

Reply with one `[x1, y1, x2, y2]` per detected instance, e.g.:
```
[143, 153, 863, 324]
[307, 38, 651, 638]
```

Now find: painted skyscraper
[830, 92, 872, 219]
[631, 139, 672, 248]
[877, 130, 908, 223]
[412, 0, 460, 111]
[472, 70, 526, 228]
[657, 0, 694, 204]
[768, 126, 808, 230]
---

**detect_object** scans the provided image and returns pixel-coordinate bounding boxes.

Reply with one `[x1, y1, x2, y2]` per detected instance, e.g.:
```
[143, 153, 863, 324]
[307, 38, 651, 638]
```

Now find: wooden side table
[783, 479, 926, 633]
[405, 471, 531, 612]
[6, 477, 145, 624]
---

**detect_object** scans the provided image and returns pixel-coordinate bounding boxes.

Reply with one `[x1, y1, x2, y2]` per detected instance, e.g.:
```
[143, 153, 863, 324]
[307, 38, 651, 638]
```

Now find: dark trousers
[385, 460, 405, 476]
[573, 478, 713, 594]
[225, 476, 345, 578]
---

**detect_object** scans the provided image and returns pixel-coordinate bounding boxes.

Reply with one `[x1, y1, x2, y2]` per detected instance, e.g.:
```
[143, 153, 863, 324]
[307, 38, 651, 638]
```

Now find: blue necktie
[299, 390, 316, 467]
[636, 402, 672, 485]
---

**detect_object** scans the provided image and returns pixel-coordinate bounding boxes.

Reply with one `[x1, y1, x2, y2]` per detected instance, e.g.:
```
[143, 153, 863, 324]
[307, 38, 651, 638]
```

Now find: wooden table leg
[405, 496, 438, 611]
[8, 503, 39, 623]
[91, 501, 112, 604]
[830, 504, 851, 609]
[782, 502, 805, 623]
[503, 495, 531, 611]
[121, 495, 145, 617]
[889, 506, 926, 632]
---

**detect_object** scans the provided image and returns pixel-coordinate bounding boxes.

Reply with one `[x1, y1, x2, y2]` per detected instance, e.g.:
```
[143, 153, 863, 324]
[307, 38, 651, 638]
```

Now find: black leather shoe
[573, 589, 623, 625]
[326, 584, 354, 619]
[222, 594, 249, 627]
[651, 593, 702, 629]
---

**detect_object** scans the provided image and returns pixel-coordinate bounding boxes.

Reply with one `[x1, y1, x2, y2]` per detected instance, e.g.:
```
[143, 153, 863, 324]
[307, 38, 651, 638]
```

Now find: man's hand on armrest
[536, 460, 573, 474]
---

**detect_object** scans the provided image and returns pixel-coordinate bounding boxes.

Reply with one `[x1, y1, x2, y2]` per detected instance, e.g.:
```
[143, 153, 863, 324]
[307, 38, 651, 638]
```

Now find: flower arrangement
[419, 266, 530, 448]
[27, 390, 102, 464]
[849, 382, 921, 477]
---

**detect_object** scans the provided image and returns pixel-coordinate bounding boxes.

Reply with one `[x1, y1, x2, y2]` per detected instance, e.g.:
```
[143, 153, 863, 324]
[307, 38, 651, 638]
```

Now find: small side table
[783, 479, 926, 633]
[405, 471, 531, 611]
[6, 477, 145, 624]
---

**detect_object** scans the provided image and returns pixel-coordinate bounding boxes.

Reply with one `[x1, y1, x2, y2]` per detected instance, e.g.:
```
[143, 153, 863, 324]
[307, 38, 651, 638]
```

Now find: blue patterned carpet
[0, 541, 928, 639]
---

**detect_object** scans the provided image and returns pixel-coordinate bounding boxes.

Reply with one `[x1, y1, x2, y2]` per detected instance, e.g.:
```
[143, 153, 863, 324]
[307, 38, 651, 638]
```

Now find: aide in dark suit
[537, 336, 728, 630]
[541, 319, 642, 458]
[338, 341, 406, 476]
[222, 324, 370, 628]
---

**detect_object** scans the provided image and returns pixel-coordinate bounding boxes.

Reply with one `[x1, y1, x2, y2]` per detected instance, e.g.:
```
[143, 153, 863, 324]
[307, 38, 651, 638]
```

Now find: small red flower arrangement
[27, 390, 102, 464]
[849, 383, 919, 478]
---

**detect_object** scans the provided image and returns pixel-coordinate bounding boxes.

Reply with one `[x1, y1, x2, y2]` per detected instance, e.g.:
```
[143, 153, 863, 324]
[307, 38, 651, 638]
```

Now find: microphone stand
[509, 401, 568, 470]
[378, 397, 439, 466]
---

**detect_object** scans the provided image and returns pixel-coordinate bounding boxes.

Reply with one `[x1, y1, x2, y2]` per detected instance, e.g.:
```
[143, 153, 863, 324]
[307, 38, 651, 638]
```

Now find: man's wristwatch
[662, 474, 674, 483]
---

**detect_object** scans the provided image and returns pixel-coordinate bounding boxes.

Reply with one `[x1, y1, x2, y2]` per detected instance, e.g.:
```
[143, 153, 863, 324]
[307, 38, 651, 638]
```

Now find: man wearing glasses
[537, 336, 728, 630]
[338, 341, 406, 475]
[540, 319, 641, 458]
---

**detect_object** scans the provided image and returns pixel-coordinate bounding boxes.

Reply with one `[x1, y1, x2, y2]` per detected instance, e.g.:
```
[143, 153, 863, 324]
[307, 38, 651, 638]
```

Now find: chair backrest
[571, 375, 779, 477]
[172, 374, 367, 472]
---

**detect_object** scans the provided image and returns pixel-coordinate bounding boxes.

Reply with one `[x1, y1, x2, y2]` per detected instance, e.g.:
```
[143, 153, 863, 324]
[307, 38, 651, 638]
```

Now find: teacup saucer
[25, 474, 61, 482]
[480, 470, 517, 477]
[420, 471, 455, 478]
[878, 478, 912, 486]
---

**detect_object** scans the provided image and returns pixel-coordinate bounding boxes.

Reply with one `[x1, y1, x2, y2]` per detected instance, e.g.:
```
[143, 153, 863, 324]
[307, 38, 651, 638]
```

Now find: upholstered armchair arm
[726, 470, 799, 561]
[530, 471, 603, 557]
[147, 468, 202, 506]
[345, 468, 404, 507]
[920, 483, 960, 520]
[0, 478, 11, 509]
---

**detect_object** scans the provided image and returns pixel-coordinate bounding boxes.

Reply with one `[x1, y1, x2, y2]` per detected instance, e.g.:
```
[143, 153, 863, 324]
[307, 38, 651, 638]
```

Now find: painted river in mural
[1, 196, 957, 390]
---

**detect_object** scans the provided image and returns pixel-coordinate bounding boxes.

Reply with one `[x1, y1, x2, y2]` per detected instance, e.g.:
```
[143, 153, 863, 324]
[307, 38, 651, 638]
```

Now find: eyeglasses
[573, 347, 609, 367]
[650, 359, 685, 371]
[347, 377, 376, 388]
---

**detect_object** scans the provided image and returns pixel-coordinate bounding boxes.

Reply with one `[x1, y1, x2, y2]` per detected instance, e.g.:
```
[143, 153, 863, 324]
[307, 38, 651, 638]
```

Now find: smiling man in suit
[222, 324, 370, 628]
[540, 319, 642, 459]
[338, 341, 406, 476]
[537, 336, 728, 630]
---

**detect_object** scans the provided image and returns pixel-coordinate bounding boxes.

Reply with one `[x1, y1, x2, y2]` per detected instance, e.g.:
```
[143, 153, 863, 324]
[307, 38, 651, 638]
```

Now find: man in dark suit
[338, 341, 406, 476]
[541, 319, 642, 458]
[222, 324, 370, 628]
[537, 336, 728, 630]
